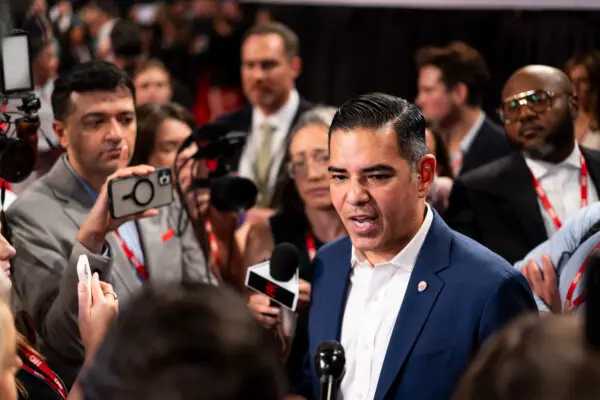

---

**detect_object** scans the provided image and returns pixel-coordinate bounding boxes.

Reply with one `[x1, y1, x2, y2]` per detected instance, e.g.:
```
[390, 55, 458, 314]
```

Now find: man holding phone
[6, 60, 211, 388]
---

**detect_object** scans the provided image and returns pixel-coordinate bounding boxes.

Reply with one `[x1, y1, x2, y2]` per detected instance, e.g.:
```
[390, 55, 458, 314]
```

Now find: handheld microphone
[315, 340, 346, 400]
[585, 249, 600, 350]
[245, 242, 300, 311]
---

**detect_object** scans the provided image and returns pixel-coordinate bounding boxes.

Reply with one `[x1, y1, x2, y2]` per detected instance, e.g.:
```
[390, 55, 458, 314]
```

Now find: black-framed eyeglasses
[287, 152, 329, 179]
[496, 89, 572, 124]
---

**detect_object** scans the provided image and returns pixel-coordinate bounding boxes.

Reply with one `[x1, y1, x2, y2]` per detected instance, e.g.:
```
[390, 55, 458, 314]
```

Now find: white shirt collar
[252, 90, 300, 134]
[525, 142, 581, 180]
[460, 110, 486, 154]
[350, 205, 434, 271]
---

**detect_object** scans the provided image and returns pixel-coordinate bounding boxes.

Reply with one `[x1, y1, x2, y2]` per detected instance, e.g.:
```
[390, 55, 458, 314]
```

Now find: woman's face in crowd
[569, 64, 592, 112]
[288, 123, 332, 210]
[148, 118, 193, 169]
[0, 303, 20, 400]
[134, 68, 173, 105]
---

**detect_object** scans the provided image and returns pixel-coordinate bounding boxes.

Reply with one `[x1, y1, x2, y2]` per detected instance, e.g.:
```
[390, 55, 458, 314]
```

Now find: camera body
[188, 122, 257, 212]
[108, 168, 174, 219]
[0, 29, 39, 183]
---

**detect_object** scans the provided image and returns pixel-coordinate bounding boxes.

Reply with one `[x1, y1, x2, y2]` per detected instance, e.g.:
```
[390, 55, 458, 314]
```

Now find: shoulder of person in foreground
[448, 230, 537, 340]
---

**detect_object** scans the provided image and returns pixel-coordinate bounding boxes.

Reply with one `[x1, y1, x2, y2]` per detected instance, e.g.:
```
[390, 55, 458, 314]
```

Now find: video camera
[0, 29, 39, 184]
[178, 121, 258, 213]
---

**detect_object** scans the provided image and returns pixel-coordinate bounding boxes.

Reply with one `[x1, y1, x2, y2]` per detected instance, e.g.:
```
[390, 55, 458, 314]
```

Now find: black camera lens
[0, 136, 35, 183]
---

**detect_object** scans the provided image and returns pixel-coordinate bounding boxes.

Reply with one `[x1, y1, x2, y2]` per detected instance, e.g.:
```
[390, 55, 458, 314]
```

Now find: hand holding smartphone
[107, 167, 174, 219]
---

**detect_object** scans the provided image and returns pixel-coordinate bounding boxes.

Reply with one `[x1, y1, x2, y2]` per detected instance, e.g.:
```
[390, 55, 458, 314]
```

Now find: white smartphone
[77, 254, 92, 305]
[107, 167, 174, 219]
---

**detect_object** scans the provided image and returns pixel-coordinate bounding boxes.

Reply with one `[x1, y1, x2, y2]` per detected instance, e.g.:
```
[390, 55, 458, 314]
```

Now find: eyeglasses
[497, 89, 571, 124]
[287, 152, 329, 179]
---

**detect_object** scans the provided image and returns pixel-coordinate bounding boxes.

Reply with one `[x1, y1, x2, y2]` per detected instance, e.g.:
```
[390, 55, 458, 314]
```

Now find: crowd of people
[2, 0, 600, 399]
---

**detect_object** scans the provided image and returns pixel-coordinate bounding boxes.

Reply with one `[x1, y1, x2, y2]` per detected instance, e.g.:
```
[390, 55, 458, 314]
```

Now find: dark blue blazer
[306, 212, 536, 400]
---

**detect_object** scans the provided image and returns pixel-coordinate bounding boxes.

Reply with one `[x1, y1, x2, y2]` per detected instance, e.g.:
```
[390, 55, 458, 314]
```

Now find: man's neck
[256, 89, 293, 117]
[444, 107, 482, 153]
[305, 205, 345, 243]
[363, 204, 427, 266]
[542, 139, 576, 164]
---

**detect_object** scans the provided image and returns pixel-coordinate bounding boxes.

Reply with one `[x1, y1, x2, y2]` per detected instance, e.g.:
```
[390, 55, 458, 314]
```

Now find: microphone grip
[319, 375, 339, 400]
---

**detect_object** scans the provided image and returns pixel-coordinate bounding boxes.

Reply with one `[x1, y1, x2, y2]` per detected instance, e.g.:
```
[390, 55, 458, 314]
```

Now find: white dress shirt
[525, 144, 598, 237]
[450, 110, 485, 176]
[238, 90, 300, 204]
[340, 206, 434, 400]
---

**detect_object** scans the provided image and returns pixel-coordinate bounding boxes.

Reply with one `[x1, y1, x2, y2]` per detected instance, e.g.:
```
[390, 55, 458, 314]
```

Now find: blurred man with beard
[218, 22, 313, 212]
[446, 65, 600, 264]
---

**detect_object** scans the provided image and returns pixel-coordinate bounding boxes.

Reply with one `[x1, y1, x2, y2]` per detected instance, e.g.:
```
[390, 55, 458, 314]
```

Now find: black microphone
[245, 242, 300, 311]
[585, 249, 600, 350]
[315, 340, 345, 400]
[178, 120, 232, 152]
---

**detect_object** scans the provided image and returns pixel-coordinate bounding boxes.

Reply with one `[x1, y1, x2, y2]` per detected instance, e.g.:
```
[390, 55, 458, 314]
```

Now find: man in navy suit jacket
[300, 93, 536, 400]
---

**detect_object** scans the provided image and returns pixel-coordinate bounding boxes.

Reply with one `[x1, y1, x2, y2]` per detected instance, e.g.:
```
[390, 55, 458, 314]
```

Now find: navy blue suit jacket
[305, 212, 536, 400]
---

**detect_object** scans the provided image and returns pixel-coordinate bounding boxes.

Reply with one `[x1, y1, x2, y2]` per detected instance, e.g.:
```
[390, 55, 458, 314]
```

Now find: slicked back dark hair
[51, 60, 135, 122]
[329, 93, 428, 169]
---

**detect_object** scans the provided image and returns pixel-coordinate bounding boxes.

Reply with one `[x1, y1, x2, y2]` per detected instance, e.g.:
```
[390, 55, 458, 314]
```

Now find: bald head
[502, 65, 573, 99]
[500, 64, 577, 163]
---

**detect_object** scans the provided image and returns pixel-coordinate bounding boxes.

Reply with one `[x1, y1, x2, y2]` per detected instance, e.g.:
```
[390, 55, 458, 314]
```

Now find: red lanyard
[19, 344, 68, 400]
[451, 153, 463, 177]
[530, 153, 588, 230]
[205, 221, 222, 271]
[114, 232, 149, 281]
[565, 241, 600, 310]
[306, 233, 317, 262]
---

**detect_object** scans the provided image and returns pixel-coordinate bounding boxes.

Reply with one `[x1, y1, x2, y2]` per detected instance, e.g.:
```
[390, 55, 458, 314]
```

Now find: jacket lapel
[373, 212, 451, 400]
[319, 237, 353, 343]
[470, 152, 547, 249]
[581, 147, 600, 198]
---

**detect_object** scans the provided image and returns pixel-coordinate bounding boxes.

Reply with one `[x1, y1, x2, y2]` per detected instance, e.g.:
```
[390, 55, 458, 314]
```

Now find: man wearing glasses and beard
[446, 65, 600, 264]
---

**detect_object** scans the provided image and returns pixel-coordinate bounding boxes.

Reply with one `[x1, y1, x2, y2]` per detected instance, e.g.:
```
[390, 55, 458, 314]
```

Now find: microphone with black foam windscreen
[245, 242, 301, 311]
[584, 249, 600, 350]
[315, 340, 346, 400]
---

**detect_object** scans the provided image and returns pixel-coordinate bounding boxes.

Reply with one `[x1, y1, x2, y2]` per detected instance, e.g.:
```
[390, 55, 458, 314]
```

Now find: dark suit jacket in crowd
[459, 117, 511, 176]
[445, 147, 600, 264]
[216, 96, 314, 209]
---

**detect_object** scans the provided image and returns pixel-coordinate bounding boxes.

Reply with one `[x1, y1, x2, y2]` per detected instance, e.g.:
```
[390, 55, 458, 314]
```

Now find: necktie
[254, 122, 276, 208]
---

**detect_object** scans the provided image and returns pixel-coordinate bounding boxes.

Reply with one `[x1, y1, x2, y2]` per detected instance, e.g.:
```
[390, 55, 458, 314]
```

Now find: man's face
[501, 72, 576, 159]
[416, 65, 455, 124]
[134, 68, 173, 105]
[54, 88, 137, 178]
[241, 33, 299, 112]
[328, 127, 434, 259]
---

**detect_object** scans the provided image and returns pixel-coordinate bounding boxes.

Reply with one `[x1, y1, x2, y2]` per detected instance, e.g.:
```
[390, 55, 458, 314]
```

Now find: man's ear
[450, 82, 469, 106]
[290, 56, 302, 79]
[416, 154, 436, 199]
[53, 120, 68, 149]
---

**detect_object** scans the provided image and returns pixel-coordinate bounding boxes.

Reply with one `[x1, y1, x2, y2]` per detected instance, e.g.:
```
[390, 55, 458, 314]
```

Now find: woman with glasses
[245, 106, 346, 390]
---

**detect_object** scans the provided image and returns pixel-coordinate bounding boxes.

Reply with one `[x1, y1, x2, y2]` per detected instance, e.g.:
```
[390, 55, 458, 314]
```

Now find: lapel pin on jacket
[418, 281, 428, 293]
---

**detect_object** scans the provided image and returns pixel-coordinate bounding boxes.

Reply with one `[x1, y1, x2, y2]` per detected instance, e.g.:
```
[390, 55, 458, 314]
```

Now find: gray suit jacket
[6, 156, 210, 386]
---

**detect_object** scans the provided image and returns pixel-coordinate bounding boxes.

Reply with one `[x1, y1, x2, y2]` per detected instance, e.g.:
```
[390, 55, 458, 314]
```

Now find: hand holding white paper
[77, 254, 92, 305]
